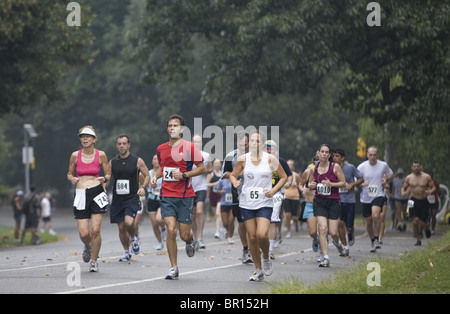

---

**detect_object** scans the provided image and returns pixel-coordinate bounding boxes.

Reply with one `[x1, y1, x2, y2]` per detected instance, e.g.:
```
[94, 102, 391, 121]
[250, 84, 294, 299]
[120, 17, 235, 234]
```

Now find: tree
[336, 1, 450, 134]
[0, 0, 95, 116]
[132, 0, 450, 132]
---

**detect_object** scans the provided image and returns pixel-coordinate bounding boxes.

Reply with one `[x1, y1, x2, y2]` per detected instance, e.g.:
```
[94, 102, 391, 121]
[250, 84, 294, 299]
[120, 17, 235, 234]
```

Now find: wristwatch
[182, 172, 187, 179]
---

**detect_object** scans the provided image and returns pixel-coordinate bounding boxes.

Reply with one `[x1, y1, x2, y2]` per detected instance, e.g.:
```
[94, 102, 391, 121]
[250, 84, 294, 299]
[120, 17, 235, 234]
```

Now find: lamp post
[23, 124, 38, 194]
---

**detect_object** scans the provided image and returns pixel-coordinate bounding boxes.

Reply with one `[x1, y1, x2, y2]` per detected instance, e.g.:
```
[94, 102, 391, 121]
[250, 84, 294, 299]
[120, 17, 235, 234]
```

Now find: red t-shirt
[157, 139, 204, 198]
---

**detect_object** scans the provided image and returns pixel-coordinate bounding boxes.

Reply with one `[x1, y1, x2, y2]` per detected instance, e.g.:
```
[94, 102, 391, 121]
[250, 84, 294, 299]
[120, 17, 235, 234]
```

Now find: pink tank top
[76, 149, 100, 177]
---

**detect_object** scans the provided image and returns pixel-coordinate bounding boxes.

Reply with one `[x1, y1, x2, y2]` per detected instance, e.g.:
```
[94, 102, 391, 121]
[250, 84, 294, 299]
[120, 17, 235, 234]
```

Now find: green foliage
[1, 0, 449, 206]
[269, 230, 450, 294]
[0, 0, 96, 116]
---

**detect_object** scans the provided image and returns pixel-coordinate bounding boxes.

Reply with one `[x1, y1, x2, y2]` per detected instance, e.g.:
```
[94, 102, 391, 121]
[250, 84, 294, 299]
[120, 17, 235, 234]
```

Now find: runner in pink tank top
[76, 149, 100, 177]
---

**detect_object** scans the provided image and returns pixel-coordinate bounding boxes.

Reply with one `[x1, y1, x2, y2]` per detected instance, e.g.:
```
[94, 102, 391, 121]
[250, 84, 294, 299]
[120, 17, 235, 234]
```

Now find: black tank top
[111, 153, 139, 204]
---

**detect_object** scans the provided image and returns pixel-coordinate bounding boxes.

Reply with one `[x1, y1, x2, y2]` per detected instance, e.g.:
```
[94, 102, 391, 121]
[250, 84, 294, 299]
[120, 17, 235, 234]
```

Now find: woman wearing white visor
[67, 126, 110, 272]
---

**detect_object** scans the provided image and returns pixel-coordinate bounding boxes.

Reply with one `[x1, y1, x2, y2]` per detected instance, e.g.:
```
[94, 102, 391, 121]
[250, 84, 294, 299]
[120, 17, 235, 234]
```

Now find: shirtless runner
[401, 161, 436, 246]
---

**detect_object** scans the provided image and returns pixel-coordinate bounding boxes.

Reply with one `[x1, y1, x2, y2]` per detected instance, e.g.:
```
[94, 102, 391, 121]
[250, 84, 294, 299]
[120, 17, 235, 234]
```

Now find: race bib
[427, 195, 435, 204]
[368, 185, 378, 197]
[408, 199, 414, 208]
[317, 183, 331, 196]
[245, 187, 264, 201]
[339, 187, 349, 193]
[225, 193, 232, 203]
[93, 192, 108, 209]
[116, 179, 130, 195]
[163, 167, 180, 181]
[152, 187, 161, 195]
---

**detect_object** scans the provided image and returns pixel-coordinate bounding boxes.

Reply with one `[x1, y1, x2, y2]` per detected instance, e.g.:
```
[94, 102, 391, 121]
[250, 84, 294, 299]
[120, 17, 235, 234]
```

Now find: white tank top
[239, 152, 273, 210]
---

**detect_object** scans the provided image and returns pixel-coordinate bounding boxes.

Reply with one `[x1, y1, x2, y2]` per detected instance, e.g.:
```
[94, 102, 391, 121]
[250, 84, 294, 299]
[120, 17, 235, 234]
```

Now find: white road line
[56, 233, 370, 294]
[56, 262, 243, 294]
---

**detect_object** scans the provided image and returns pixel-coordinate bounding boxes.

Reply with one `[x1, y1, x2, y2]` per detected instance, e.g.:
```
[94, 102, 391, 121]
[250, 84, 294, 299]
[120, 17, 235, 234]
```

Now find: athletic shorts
[409, 197, 430, 222]
[339, 202, 355, 228]
[302, 202, 314, 220]
[160, 197, 194, 224]
[194, 190, 207, 205]
[147, 198, 161, 213]
[220, 205, 232, 212]
[232, 204, 244, 223]
[209, 192, 222, 207]
[362, 196, 387, 218]
[73, 184, 108, 219]
[283, 199, 300, 216]
[110, 201, 140, 224]
[240, 207, 273, 222]
[25, 214, 39, 229]
[313, 197, 340, 220]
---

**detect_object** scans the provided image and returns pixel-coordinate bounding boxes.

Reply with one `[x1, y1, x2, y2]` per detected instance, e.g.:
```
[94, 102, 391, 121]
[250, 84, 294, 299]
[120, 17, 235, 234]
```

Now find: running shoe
[249, 269, 264, 282]
[332, 240, 344, 256]
[341, 247, 350, 257]
[370, 241, 377, 253]
[425, 229, 431, 238]
[242, 250, 253, 264]
[131, 238, 140, 255]
[312, 236, 319, 252]
[375, 238, 381, 249]
[198, 239, 206, 249]
[318, 258, 330, 267]
[263, 258, 273, 276]
[82, 244, 91, 263]
[89, 260, 99, 272]
[269, 250, 275, 260]
[165, 267, 179, 280]
[347, 231, 355, 246]
[186, 240, 196, 257]
[156, 243, 164, 251]
[317, 253, 324, 263]
[119, 251, 132, 262]
[274, 232, 282, 248]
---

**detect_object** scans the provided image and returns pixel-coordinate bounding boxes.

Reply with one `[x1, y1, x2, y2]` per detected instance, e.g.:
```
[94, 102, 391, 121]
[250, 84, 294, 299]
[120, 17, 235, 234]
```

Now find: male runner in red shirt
[151, 114, 206, 279]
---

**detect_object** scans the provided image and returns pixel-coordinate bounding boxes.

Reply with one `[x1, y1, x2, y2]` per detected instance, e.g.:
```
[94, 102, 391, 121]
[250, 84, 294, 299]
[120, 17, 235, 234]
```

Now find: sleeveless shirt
[76, 149, 100, 177]
[111, 153, 139, 204]
[313, 162, 340, 199]
[239, 152, 273, 210]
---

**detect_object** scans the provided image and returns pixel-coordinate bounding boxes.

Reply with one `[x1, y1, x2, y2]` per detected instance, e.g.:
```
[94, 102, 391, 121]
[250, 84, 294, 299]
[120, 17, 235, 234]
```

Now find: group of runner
[66, 114, 438, 280]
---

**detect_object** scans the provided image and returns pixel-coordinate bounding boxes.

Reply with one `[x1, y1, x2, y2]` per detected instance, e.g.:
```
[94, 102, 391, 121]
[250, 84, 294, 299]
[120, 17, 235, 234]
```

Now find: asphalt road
[0, 205, 444, 295]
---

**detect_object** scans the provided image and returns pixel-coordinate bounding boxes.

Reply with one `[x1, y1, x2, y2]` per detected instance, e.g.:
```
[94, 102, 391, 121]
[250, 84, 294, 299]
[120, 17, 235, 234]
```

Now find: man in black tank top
[109, 135, 150, 262]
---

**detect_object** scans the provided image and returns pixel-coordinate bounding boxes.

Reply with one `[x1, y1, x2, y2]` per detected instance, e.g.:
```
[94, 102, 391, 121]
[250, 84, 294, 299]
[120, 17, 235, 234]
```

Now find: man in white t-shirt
[191, 134, 212, 249]
[357, 146, 393, 252]
[40, 192, 56, 235]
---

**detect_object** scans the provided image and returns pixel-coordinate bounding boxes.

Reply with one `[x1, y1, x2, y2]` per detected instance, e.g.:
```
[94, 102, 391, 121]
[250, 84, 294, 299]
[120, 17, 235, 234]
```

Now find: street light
[23, 124, 38, 193]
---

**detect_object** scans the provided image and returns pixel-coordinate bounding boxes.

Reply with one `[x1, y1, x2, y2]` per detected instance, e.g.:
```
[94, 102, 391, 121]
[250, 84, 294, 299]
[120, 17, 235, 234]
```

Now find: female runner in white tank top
[230, 131, 287, 281]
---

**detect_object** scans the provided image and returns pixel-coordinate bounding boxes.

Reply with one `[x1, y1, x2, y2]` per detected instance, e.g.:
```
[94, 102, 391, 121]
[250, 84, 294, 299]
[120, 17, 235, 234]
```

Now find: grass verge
[0, 226, 63, 248]
[269, 230, 450, 294]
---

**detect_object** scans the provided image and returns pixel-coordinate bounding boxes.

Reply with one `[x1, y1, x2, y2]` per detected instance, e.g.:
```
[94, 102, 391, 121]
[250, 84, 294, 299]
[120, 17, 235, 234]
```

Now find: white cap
[78, 128, 96, 138]
[264, 140, 277, 147]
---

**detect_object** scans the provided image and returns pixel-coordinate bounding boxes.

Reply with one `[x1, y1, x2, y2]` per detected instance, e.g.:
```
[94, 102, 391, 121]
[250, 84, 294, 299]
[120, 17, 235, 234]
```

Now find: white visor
[78, 128, 96, 138]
